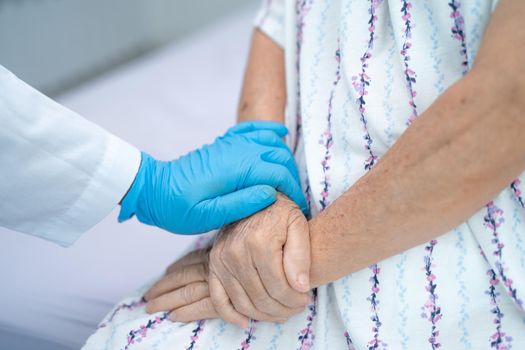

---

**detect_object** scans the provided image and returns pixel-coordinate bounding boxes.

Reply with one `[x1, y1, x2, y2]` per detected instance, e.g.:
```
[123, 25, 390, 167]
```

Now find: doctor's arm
[0, 64, 306, 246]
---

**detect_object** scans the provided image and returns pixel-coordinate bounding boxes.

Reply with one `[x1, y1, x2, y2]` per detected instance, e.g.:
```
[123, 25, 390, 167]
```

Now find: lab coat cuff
[54, 137, 141, 246]
[117, 152, 150, 223]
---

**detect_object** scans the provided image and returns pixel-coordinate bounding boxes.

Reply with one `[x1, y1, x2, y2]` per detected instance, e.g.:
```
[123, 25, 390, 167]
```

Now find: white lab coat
[0, 65, 141, 247]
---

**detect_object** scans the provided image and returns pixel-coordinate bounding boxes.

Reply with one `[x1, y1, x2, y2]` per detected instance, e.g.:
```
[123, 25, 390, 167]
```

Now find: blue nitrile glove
[118, 121, 308, 234]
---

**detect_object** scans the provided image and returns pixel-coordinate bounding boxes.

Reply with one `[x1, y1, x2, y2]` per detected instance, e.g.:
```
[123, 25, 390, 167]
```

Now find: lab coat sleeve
[254, 0, 285, 48]
[0, 65, 141, 246]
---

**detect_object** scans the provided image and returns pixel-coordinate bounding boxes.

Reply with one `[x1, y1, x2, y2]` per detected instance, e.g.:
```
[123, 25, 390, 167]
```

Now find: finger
[194, 185, 277, 230]
[283, 213, 311, 293]
[235, 259, 304, 319]
[208, 271, 249, 328]
[219, 272, 281, 323]
[144, 263, 207, 301]
[169, 297, 219, 322]
[241, 130, 289, 149]
[226, 121, 288, 138]
[146, 281, 209, 314]
[260, 148, 300, 182]
[248, 163, 308, 215]
[166, 249, 209, 274]
[253, 242, 310, 309]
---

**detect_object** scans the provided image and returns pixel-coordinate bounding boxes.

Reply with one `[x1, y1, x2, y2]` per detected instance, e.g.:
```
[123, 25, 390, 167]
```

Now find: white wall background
[0, 0, 255, 95]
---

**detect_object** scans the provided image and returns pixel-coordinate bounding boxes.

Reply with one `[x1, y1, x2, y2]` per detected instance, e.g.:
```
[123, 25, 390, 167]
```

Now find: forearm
[309, 0, 525, 287]
[237, 29, 286, 123]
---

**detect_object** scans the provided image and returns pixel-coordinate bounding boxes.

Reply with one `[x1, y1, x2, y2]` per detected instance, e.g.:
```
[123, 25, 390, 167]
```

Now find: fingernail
[168, 312, 176, 322]
[297, 272, 310, 291]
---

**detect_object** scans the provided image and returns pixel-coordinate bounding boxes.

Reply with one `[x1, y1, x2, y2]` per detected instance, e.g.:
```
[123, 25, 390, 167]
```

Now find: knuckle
[210, 291, 229, 310]
[167, 269, 181, 282]
[196, 263, 207, 278]
[232, 299, 252, 316]
[252, 296, 267, 310]
[146, 299, 159, 313]
[248, 232, 266, 248]
[271, 285, 290, 302]
[181, 286, 194, 304]
[199, 298, 214, 313]
[209, 245, 223, 262]
[253, 296, 273, 313]
[228, 245, 244, 262]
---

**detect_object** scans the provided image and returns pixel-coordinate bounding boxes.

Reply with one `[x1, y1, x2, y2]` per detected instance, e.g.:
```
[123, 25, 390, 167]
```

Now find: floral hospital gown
[83, 0, 525, 349]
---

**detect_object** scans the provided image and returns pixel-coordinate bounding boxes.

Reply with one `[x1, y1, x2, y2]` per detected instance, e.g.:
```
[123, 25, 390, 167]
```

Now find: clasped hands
[144, 194, 311, 328]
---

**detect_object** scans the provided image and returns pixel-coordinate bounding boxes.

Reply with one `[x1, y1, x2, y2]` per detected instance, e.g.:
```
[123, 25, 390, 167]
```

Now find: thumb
[196, 185, 277, 231]
[283, 214, 311, 293]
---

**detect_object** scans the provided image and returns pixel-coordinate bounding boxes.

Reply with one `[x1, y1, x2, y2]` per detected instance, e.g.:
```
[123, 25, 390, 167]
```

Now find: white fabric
[0, 7, 254, 349]
[0, 65, 141, 247]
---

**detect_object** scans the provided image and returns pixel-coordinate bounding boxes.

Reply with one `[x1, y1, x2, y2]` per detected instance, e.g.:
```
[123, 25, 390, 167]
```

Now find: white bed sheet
[0, 8, 254, 349]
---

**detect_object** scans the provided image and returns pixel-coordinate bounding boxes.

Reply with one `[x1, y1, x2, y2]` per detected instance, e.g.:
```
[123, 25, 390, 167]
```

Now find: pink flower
[490, 278, 500, 286]
[450, 11, 460, 18]
[427, 274, 436, 281]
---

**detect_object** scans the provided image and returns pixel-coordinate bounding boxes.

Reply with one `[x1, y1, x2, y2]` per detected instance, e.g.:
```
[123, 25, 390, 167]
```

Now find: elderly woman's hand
[143, 194, 311, 326]
[143, 248, 219, 322]
[208, 194, 311, 327]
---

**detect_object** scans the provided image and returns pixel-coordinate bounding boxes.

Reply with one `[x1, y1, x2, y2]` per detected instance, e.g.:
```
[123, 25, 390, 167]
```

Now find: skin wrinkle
[206, 194, 308, 323]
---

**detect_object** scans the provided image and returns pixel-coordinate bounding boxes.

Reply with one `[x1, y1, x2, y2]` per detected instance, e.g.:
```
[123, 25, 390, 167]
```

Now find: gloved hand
[118, 121, 308, 234]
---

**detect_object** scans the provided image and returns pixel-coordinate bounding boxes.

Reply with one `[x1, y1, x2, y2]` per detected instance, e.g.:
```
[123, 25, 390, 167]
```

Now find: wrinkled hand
[144, 195, 311, 326]
[144, 248, 218, 322]
[208, 194, 311, 327]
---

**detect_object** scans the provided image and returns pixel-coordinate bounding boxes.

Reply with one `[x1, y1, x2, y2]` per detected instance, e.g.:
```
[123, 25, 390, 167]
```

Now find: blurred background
[0, 0, 258, 349]
[0, 0, 254, 95]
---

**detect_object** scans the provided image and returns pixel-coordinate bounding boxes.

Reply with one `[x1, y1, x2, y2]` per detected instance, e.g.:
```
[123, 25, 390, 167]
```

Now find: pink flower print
[293, 0, 314, 153]
[448, 1, 469, 73]
[483, 201, 512, 349]
[421, 240, 441, 349]
[484, 201, 523, 310]
[99, 298, 146, 328]
[367, 263, 386, 349]
[237, 320, 257, 350]
[186, 320, 206, 350]
[400, 0, 418, 125]
[319, 43, 343, 210]
[123, 313, 169, 350]
[297, 289, 317, 349]
[354, 0, 383, 172]
[511, 179, 525, 208]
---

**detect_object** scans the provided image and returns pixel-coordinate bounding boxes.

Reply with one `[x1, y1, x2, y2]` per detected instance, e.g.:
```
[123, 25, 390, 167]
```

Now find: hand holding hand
[143, 195, 312, 327]
[208, 194, 311, 327]
[119, 121, 308, 234]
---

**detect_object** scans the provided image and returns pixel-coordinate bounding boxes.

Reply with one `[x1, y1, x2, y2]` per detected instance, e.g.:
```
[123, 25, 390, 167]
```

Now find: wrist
[117, 152, 152, 223]
[308, 216, 330, 288]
